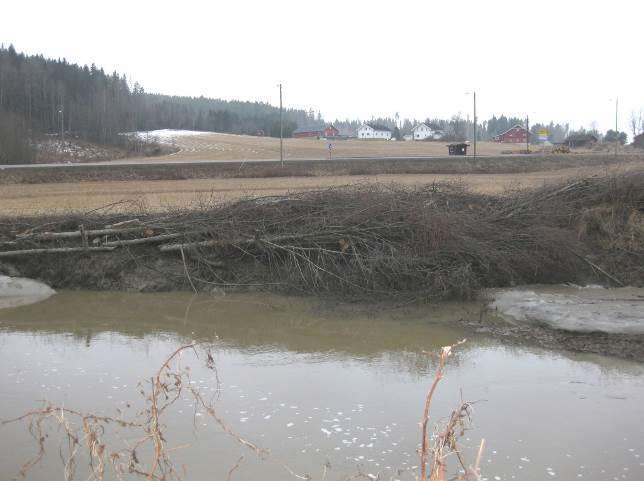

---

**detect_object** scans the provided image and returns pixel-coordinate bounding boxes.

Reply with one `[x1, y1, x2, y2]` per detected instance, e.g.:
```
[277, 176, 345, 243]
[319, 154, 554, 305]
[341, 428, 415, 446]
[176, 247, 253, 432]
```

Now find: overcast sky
[3, 0, 642, 133]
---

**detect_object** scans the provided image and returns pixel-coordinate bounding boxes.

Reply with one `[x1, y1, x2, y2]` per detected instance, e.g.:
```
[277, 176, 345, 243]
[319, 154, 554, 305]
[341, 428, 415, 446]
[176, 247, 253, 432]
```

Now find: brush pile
[1, 171, 642, 301]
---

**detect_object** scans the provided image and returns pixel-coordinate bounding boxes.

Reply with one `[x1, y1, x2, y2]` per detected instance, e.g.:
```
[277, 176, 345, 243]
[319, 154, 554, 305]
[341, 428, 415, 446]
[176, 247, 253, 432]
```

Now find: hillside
[0, 45, 316, 164]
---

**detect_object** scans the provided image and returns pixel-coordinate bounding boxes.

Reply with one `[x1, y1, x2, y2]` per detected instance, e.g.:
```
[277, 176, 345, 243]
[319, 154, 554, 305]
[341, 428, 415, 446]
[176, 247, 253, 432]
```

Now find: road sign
[538, 129, 548, 142]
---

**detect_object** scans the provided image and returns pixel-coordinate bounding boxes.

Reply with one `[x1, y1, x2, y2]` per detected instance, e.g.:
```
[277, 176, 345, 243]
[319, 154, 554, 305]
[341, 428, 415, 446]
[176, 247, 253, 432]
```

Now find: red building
[292, 129, 321, 138]
[493, 124, 530, 143]
[323, 125, 339, 138]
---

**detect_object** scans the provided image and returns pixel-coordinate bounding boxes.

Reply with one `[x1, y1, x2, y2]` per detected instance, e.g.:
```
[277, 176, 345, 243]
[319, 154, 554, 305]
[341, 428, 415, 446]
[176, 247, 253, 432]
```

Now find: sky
[2, 0, 642, 134]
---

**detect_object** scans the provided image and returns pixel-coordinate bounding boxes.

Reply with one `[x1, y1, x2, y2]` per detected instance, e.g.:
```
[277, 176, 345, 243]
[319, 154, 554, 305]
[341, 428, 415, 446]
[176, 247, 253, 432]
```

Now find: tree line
[0, 45, 311, 163]
[1, 44, 636, 164]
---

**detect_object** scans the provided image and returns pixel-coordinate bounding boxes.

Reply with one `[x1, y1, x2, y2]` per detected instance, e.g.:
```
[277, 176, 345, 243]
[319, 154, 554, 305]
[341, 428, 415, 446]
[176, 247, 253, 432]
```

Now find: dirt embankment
[461, 313, 644, 361]
[2, 154, 642, 185]
[1, 171, 642, 359]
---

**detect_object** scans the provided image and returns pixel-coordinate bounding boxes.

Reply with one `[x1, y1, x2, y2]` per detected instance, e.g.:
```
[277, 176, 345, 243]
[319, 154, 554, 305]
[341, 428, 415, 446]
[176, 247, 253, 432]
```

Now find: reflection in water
[0, 291, 643, 481]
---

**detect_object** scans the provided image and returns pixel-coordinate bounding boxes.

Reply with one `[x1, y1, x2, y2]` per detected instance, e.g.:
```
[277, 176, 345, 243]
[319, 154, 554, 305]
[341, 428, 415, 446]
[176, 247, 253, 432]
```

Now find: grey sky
[3, 0, 642, 133]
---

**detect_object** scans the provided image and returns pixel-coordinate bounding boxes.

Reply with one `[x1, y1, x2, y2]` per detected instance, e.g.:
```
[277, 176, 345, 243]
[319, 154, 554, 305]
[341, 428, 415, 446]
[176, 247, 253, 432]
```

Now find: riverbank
[1, 171, 642, 296]
[1, 171, 643, 358]
[469, 285, 644, 361]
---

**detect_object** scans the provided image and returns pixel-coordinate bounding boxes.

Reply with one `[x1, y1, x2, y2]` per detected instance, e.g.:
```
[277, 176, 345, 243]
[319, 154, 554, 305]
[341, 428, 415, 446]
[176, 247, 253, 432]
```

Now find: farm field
[125, 131, 537, 163]
[2, 160, 642, 217]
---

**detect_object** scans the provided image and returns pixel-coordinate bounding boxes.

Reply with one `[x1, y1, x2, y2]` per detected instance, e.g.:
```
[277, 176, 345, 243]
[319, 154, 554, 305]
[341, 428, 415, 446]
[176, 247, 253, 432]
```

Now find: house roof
[293, 127, 322, 134]
[412, 123, 431, 132]
[494, 124, 529, 137]
[566, 133, 598, 142]
[366, 123, 392, 132]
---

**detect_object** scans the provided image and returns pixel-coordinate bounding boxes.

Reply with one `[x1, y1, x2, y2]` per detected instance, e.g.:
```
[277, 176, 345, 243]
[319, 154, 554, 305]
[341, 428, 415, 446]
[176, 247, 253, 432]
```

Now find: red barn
[323, 125, 339, 138]
[493, 124, 530, 143]
[292, 128, 322, 138]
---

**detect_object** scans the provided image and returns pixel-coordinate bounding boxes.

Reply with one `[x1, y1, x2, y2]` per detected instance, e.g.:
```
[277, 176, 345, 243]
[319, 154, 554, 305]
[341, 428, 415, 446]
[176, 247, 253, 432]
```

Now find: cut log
[0, 246, 116, 258]
[105, 219, 142, 229]
[159, 239, 218, 252]
[17, 226, 150, 241]
[158, 233, 322, 252]
[102, 232, 184, 247]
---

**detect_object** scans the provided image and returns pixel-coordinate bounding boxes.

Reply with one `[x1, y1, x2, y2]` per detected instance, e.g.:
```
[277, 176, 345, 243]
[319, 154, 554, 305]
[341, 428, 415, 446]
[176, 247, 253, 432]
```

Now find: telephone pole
[279, 83, 284, 167]
[473, 91, 477, 159]
[614, 96, 618, 158]
[58, 107, 64, 143]
[466, 91, 477, 159]
[526, 115, 529, 153]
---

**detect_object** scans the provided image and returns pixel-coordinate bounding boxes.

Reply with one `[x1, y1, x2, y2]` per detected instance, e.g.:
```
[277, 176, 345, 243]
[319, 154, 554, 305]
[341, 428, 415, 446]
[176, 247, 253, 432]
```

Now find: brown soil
[460, 314, 644, 362]
[2, 159, 643, 217]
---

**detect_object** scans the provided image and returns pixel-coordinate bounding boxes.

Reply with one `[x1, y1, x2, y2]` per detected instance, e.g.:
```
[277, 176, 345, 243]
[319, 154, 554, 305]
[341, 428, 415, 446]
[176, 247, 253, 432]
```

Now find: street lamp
[465, 91, 476, 159]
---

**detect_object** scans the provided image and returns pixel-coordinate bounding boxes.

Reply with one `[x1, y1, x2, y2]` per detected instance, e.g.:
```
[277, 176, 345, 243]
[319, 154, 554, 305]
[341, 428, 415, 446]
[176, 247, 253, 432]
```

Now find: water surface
[1, 291, 642, 481]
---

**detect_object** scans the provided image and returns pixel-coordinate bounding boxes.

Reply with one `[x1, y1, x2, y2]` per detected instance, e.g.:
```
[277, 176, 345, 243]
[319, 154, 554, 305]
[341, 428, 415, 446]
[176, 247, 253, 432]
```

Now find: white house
[357, 124, 392, 140]
[411, 123, 441, 140]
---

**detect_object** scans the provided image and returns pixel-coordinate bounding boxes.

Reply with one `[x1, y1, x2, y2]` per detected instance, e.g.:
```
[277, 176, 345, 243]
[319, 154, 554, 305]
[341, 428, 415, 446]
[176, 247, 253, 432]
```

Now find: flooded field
[1, 291, 643, 481]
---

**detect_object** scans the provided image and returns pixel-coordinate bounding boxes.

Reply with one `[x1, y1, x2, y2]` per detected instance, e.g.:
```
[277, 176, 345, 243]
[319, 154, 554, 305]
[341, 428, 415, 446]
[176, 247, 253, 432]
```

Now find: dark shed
[448, 143, 468, 155]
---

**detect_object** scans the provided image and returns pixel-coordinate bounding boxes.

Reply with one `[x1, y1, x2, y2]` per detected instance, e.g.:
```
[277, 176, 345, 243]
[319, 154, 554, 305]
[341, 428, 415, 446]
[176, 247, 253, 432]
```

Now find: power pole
[59, 107, 64, 143]
[473, 91, 477, 159]
[526, 115, 529, 153]
[614, 97, 619, 158]
[279, 83, 284, 167]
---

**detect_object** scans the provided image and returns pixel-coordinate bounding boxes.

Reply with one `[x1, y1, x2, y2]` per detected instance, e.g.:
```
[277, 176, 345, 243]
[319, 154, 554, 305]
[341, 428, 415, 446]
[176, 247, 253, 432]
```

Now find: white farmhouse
[357, 124, 392, 140]
[411, 123, 441, 140]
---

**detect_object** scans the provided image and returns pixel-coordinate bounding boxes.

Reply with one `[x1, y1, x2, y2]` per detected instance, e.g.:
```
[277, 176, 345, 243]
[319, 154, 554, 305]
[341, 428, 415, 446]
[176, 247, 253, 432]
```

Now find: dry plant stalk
[1, 343, 266, 481]
[419, 340, 484, 481]
[3, 341, 484, 481]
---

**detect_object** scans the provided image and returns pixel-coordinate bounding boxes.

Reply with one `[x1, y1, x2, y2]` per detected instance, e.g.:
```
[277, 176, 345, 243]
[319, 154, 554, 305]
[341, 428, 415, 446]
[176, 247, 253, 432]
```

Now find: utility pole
[614, 96, 619, 158]
[279, 83, 284, 167]
[58, 107, 64, 143]
[466, 91, 477, 159]
[473, 91, 477, 159]
[526, 115, 529, 153]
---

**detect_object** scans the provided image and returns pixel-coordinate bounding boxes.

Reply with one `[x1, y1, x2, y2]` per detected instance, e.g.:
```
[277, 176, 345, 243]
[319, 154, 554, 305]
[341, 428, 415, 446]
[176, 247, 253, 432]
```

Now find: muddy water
[0, 291, 643, 481]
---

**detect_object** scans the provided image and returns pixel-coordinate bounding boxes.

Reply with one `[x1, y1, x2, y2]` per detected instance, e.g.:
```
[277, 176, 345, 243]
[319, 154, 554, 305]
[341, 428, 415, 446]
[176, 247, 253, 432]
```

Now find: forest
[0, 45, 310, 163]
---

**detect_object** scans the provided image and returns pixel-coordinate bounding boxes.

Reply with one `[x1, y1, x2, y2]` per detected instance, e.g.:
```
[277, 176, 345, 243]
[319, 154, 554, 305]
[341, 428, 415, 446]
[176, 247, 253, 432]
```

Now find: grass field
[127, 133, 538, 163]
[3, 160, 642, 217]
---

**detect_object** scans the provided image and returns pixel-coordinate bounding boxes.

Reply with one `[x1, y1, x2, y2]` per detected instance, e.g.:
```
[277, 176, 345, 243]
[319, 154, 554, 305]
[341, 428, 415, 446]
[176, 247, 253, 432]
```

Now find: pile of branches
[1, 170, 642, 301]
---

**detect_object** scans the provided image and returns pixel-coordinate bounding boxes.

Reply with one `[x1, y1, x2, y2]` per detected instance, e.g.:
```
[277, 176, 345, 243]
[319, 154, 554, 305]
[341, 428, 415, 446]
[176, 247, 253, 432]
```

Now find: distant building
[292, 128, 322, 139]
[357, 124, 392, 140]
[565, 133, 598, 148]
[323, 125, 339, 138]
[633, 133, 644, 149]
[411, 123, 441, 140]
[336, 126, 357, 138]
[493, 124, 530, 143]
[448, 143, 468, 155]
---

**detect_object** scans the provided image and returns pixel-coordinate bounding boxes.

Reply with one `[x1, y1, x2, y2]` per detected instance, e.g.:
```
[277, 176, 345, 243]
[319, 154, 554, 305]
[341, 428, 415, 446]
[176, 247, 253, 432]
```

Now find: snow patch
[0, 276, 55, 309]
[491, 286, 644, 334]
[128, 129, 212, 143]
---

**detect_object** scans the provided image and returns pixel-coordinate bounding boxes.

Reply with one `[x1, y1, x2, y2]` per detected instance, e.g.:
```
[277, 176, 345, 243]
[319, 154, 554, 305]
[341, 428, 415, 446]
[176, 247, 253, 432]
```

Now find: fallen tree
[0, 170, 642, 300]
